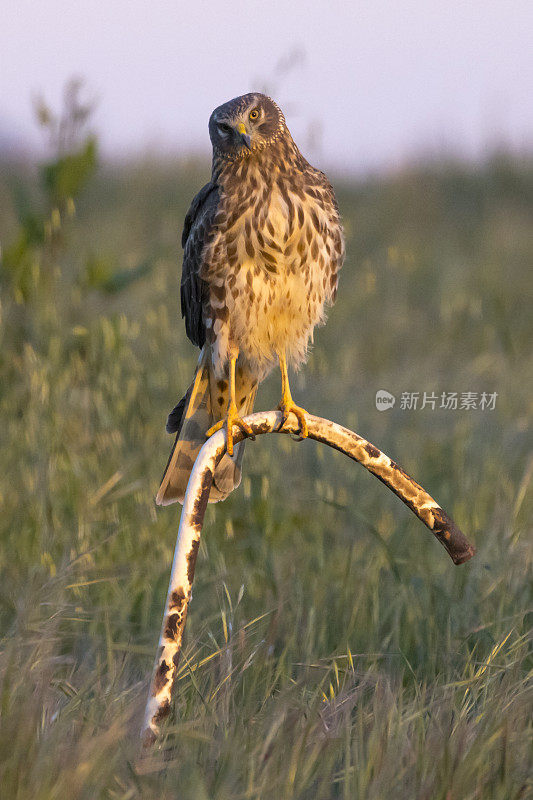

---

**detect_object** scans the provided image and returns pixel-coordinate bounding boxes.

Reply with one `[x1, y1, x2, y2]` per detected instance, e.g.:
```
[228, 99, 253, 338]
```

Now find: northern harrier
[156, 93, 345, 506]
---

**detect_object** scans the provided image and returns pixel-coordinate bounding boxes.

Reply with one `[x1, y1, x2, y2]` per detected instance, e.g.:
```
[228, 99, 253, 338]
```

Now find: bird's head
[208, 93, 286, 159]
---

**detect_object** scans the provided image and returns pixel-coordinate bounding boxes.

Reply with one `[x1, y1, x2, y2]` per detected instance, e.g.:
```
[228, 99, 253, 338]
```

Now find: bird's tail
[156, 347, 257, 506]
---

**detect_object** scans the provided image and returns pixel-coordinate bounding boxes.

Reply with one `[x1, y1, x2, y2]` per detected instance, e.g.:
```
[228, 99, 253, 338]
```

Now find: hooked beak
[236, 122, 252, 150]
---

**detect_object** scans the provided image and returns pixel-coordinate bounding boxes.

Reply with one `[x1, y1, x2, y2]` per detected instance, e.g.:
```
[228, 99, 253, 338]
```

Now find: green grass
[0, 153, 532, 799]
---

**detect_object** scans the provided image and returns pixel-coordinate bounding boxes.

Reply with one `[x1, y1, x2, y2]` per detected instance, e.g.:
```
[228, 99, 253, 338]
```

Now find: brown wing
[180, 180, 220, 347]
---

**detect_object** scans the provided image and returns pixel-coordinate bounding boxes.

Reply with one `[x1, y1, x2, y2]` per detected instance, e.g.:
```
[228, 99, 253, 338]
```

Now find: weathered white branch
[141, 410, 475, 747]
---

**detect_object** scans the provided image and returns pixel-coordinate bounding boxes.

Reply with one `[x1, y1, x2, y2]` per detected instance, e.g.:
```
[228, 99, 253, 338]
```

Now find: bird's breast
[207, 178, 336, 373]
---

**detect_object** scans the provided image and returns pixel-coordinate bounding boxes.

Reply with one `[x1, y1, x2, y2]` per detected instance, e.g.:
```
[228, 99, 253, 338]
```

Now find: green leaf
[40, 137, 97, 204]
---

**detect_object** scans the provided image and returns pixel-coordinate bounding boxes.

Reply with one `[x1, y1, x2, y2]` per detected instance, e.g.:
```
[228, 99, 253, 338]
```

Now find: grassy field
[0, 147, 532, 798]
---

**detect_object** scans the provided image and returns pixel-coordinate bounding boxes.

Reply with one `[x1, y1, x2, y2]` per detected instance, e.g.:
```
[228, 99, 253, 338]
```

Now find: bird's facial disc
[213, 106, 261, 152]
[209, 94, 283, 157]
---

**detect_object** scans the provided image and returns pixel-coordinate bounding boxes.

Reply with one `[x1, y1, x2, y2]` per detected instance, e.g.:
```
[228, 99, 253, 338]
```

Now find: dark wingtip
[166, 396, 188, 434]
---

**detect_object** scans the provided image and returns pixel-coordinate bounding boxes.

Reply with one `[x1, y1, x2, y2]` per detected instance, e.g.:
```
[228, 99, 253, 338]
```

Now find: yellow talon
[206, 419, 225, 437]
[276, 350, 308, 440]
[206, 401, 254, 456]
[277, 398, 308, 439]
[205, 355, 255, 456]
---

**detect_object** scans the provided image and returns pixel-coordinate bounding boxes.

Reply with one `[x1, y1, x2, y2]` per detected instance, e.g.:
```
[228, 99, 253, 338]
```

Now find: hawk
[156, 93, 345, 506]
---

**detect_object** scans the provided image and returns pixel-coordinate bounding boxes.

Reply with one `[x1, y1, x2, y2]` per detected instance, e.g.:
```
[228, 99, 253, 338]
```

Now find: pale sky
[1, 0, 532, 171]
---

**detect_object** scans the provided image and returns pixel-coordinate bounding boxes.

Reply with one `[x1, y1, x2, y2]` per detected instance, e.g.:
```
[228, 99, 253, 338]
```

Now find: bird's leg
[206, 355, 254, 456]
[276, 350, 308, 439]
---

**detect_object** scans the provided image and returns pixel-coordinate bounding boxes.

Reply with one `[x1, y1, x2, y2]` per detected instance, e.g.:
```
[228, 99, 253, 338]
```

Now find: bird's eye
[249, 109, 259, 121]
[217, 123, 232, 136]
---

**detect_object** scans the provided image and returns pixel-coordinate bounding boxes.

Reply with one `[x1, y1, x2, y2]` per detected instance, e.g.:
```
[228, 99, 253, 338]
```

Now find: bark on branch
[141, 410, 475, 747]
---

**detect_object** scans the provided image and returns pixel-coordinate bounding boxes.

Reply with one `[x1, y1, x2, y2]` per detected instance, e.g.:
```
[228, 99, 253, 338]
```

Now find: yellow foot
[206, 403, 255, 456]
[277, 399, 308, 440]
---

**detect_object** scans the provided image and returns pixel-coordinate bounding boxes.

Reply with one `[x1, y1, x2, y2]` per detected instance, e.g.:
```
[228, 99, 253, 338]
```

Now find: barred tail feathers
[156, 350, 257, 506]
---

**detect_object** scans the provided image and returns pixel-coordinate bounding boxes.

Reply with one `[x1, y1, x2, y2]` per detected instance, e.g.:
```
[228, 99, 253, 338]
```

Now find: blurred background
[2, 0, 533, 170]
[1, 3, 532, 799]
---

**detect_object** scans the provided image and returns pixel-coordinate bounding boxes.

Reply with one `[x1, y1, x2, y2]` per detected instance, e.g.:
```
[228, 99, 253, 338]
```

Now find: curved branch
[141, 410, 475, 747]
